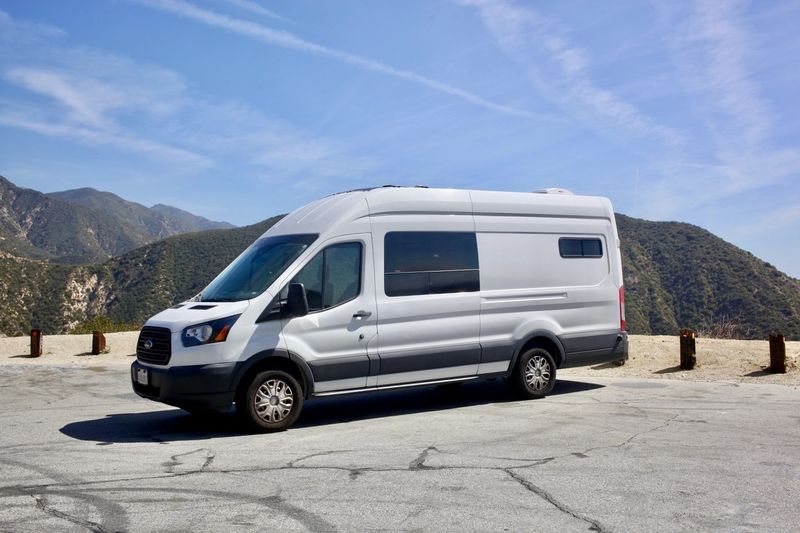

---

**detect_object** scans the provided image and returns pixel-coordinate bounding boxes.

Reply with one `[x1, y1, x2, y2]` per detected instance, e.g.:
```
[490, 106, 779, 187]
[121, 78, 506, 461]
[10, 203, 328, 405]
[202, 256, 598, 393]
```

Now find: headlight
[182, 315, 241, 347]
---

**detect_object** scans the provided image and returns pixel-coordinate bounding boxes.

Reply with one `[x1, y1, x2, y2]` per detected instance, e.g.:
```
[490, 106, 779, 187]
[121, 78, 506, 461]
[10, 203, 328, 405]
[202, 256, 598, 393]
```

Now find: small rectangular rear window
[559, 238, 603, 258]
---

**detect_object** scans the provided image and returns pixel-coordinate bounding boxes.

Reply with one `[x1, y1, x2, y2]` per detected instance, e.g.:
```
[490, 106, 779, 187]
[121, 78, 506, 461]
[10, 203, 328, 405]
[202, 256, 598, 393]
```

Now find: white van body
[131, 187, 627, 429]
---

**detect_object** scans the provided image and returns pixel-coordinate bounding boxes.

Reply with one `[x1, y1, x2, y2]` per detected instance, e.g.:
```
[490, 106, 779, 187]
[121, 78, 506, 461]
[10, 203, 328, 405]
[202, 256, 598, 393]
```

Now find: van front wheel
[513, 348, 556, 399]
[237, 370, 304, 432]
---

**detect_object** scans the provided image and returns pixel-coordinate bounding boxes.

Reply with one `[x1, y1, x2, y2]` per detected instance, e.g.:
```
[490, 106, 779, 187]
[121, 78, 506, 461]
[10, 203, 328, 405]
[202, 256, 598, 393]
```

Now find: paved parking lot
[0, 364, 798, 532]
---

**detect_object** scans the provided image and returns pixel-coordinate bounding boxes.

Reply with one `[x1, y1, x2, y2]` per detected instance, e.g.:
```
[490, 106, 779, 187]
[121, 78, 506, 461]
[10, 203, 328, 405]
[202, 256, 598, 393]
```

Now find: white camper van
[131, 187, 627, 431]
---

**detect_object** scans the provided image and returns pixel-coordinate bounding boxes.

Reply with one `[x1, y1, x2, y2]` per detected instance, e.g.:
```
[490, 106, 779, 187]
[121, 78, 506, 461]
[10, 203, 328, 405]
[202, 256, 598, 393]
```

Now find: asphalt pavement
[0, 364, 798, 532]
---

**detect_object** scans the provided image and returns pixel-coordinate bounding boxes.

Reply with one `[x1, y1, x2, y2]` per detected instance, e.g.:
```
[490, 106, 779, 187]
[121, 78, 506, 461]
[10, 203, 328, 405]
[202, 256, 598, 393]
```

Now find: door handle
[352, 310, 372, 320]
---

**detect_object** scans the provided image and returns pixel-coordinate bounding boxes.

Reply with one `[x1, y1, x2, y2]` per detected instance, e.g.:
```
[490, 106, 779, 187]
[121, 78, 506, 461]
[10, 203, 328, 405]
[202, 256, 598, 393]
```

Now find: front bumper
[131, 360, 237, 411]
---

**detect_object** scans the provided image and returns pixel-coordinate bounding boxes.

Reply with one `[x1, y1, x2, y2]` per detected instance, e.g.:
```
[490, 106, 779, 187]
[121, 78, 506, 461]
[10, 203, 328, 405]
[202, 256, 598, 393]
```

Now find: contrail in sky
[131, 0, 543, 120]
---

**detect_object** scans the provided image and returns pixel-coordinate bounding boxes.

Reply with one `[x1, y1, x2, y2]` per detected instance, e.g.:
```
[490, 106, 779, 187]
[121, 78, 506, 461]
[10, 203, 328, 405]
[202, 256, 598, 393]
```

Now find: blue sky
[1, 0, 798, 276]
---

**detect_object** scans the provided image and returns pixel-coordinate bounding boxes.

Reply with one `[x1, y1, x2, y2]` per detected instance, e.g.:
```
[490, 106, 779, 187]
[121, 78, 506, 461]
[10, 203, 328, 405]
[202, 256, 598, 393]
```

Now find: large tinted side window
[384, 232, 479, 297]
[291, 242, 362, 312]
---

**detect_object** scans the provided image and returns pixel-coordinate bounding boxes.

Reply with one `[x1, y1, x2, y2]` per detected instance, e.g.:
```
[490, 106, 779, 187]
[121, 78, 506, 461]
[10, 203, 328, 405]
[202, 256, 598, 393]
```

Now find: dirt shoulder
[0, 331, 138, 366]
[560, 335, 799, 386]
[1, 332, 798, 386]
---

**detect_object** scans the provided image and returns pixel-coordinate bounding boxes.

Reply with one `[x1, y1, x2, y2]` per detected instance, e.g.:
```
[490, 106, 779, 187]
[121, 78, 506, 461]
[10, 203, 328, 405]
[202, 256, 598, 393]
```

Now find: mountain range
[0, 176, 798, 339]
[0, 176, 233, 264]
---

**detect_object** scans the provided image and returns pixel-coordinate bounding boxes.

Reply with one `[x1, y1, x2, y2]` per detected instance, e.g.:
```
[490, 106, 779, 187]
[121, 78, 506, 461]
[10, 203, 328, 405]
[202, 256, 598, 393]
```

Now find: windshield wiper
[201, 297, 238, 302]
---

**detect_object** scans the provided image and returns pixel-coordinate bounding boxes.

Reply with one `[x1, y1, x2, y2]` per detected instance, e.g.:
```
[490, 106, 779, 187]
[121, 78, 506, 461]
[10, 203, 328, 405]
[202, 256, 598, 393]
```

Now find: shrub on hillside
[69, 315, 140, 334]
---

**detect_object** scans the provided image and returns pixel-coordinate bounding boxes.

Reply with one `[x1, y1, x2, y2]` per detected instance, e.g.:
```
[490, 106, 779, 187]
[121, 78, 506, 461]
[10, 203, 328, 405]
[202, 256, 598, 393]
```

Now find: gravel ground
[1, 332, 797, 385]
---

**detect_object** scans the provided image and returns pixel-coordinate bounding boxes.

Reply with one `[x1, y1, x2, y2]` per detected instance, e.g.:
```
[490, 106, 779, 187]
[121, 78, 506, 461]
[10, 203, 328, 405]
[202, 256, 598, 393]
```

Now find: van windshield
[201, 234, 318, 302]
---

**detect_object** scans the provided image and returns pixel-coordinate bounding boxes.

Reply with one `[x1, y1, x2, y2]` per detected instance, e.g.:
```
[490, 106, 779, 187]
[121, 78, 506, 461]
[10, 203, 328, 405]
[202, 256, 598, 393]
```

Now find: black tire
[237, 370, 304, 432]
[512, 347, 557, 399]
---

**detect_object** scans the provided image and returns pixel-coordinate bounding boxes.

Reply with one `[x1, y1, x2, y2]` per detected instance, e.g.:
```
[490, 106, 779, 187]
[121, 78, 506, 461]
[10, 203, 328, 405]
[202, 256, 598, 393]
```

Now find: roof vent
[533, 188, 574, 195]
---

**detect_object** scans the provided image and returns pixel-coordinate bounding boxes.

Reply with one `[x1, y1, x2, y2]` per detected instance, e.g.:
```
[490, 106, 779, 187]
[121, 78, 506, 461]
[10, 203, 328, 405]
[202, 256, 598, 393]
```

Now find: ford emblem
[143, 339, 154, 350]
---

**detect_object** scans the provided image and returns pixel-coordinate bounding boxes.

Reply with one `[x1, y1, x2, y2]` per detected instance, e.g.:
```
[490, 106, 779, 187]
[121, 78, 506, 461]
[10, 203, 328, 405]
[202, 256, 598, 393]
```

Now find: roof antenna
[533, 188, 574, 195]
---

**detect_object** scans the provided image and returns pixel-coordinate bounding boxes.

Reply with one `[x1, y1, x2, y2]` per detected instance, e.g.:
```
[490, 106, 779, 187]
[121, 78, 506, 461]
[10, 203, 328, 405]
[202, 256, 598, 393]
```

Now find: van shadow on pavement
[60, 378, 603, 444]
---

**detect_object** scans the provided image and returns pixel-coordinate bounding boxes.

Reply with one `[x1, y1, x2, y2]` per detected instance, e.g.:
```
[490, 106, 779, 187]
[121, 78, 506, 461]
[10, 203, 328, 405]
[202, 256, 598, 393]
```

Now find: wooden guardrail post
[30, 329, 43, 357]
[680, 329, 696, 370]
[91, 331, 106, 355]
[769, 334, 786, 374]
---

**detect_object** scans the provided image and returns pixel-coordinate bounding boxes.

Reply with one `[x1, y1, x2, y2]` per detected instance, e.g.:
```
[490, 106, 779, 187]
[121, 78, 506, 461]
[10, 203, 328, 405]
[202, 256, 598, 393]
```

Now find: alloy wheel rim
[254, 378, 294, 422]
[524, 355, 551, 391]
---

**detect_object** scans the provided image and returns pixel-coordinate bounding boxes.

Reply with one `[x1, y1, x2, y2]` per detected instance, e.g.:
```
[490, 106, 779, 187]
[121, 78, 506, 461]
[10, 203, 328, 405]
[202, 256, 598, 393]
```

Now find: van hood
[145, 300, 251, 333]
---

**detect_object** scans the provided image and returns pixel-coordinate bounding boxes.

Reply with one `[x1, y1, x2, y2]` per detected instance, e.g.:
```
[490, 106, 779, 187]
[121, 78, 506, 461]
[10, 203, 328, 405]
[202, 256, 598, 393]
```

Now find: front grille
[137, 327, 172, 365]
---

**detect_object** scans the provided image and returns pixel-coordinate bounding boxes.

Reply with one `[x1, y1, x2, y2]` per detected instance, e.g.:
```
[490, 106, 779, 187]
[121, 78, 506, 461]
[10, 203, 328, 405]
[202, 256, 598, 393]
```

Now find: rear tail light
[619, 286, 626, 331]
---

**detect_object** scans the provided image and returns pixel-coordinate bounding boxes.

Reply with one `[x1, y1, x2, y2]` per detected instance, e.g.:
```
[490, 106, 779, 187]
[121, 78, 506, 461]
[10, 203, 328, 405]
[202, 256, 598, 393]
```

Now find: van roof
[264, 186, 614, 238]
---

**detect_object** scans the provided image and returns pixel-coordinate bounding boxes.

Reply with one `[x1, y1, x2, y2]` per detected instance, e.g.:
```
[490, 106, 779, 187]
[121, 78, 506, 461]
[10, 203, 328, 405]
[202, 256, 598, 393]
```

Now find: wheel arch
[510, 330, 566, 370]
[231, 350, 315, 399]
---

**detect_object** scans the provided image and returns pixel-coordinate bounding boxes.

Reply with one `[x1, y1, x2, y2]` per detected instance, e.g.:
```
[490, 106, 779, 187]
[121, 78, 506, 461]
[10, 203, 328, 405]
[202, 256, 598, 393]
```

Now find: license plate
[136, 368, 148, 386]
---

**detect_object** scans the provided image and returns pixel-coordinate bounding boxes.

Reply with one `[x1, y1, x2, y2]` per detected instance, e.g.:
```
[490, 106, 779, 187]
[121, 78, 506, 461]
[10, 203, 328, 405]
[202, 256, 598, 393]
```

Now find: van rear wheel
[513, 347, 556, 399]
[237, 370, 304, 432]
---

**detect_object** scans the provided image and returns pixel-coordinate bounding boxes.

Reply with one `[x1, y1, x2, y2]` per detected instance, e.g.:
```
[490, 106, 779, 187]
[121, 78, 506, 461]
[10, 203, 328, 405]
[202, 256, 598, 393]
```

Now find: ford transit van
[131, 187, 627, 431]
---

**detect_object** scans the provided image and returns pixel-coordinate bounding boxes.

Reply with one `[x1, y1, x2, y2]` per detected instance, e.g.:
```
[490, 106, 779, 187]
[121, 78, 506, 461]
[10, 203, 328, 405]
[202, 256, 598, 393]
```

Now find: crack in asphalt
[287, 450, 354, 468]
[0, 456, 130, 533]
[490, 413, 681, 532]
[0, 415, 681, 531]
[3, 415, 679, 494]
[408, 445, 438, 470]
[29, 493, 107, 533]
[503, 469, 610, 533]
[161, 448, 216, 475]
[577, 414, 680, 457]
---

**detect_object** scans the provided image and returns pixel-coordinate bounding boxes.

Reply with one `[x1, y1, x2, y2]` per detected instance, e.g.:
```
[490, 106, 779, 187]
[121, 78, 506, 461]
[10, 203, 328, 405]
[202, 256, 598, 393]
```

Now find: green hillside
[0, 254, 73, 335]
[0, 217, 279, 335]
[618, 214, 800, 338]
[1, 213, 798, 340]
[99, 216, 281, 325]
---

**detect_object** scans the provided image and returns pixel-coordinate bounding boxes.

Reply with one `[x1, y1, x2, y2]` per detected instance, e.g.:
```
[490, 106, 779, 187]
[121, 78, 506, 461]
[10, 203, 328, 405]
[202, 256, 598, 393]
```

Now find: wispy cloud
[455, 0, 684, 146]
[159, 99, 377, 181]
[633, 0, 800, 218]
[0, 9, 373, 181]
[6, 67, 130, 129]
[214, 0, 287, 22]
[737, 203, 800, 235]
[129, 0, 542, 119]
[0, 104, 212, 169]
[0, 8, 65, 41]
[672, 0, 774, 149]
[4, 53, 187, 127]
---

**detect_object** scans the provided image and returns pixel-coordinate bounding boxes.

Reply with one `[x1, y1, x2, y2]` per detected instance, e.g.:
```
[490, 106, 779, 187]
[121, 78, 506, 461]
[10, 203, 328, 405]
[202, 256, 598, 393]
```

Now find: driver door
[280, 234, 377, 392]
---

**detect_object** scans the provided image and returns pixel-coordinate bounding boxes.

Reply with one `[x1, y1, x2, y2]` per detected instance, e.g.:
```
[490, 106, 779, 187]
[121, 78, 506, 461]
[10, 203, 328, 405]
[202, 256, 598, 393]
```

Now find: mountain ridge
[0, 175, 233, 264]
[48, 187, 234, 238]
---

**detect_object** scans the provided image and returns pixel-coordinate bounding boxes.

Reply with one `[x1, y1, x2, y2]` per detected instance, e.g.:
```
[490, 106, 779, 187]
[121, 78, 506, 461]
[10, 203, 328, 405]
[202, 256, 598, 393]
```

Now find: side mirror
[285, 283, 309, 318]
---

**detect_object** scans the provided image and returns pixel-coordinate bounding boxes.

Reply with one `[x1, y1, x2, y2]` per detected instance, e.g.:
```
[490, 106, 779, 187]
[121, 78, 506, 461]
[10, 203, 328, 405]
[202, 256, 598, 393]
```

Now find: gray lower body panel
[560, 331, 628, 368]
[378, 346, 481, 375]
